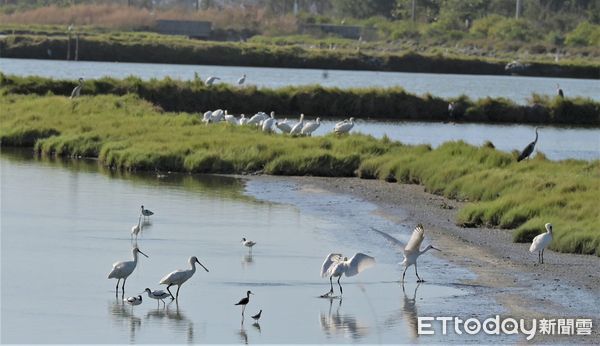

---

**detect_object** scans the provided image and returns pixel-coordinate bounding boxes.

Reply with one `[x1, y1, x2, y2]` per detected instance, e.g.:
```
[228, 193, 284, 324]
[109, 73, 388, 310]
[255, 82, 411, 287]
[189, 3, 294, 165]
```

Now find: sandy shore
[268, 176, 600, 342]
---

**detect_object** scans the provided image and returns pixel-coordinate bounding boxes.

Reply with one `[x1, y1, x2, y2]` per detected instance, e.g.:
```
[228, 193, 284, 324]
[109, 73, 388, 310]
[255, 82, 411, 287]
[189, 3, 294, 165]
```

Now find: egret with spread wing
[320, 252, 375, 297]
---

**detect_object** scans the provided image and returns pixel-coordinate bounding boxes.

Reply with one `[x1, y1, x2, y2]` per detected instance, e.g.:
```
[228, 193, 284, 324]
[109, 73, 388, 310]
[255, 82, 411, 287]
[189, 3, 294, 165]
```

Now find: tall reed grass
[1, 94, 598, 255]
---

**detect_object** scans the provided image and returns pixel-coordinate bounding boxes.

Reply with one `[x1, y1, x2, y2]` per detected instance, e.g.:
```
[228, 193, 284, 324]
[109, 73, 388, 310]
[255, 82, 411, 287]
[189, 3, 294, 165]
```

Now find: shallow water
[1, 151, 515, 343]
[2, 58, 599, 103]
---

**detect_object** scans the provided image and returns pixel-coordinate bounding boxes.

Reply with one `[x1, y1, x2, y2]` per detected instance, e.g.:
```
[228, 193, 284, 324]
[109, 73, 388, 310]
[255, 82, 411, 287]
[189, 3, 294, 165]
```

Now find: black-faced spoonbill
[517, 127, 540, 162]
[320, 252, 375, 297]
[289, 113, 305, 135]
[143, 288, 170, 307]
[529, 223, 553, 264]
[70, 77, 84, 99]
[333, 117, 355, 134]
[301, 117, 321, 136]
[235, 290, 253, 317]
[241, 237, 256, 252]
[159, 256, 209, 300]
[108, 247, 149, 294]
[140, 205, 154, 220]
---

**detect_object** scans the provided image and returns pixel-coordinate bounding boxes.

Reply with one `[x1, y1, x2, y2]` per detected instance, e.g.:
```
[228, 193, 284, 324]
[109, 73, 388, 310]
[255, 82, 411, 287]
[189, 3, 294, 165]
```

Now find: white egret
[334, 117, 355, 134]
[124, 295, 143, 306]
[224, 110, 238, 125]
[205, 76, 220, 86]
[238, 74, 246, 86]
[517, 127, 540, 162]
[247, 112, 269, 126]
[239, 114, 248, 125]
[241, 237, 256, 252]
[70, 77, 84, 99]
[140, 205, 154, 220]
[289, 113, 305, 135]
[262, 112, 276, 133]
[108, 247, 149, 294]
[276, 118, 292, 133]
[320, 252, 375, 297]
[159, 256, 209, 300]
[202, 110, 213, 123]
[131, 215, 142, 239]
[301, 117, 321, 136]
[234, 290, 253, 317]
[211, 109, 224, 122]
[251, 309, 262, 322]
[143, 288, 170, 307]
[529, 223, 553, 264]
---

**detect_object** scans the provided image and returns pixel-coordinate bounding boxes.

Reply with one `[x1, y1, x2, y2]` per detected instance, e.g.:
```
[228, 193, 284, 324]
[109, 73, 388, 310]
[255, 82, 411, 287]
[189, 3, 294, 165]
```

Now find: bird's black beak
[138, 249, 149, 258]
[431, 246, 441, 252]
[196, 259, 209, 272]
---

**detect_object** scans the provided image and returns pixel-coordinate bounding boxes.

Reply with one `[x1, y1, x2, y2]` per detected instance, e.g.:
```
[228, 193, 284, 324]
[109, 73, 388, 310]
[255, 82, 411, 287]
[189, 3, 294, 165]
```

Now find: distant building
[155, 19, 212, 39]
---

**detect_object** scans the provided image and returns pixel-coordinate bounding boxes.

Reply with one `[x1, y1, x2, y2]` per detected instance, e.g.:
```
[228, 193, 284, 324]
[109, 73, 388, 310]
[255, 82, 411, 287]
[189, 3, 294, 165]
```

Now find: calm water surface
[2, 58, 599, 103]
[1, 151, 513, 343]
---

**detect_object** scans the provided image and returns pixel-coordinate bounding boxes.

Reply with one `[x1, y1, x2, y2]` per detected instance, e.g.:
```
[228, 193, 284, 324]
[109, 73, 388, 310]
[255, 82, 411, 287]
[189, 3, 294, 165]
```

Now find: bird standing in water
[159, 256, 209, 300]
[320, 252, 375, 297]
[235, 290, 253, 317]
[140, 205, 154, 220]
[108, 247, 149, 295]
[241, 237, 256, 252]
[251, 309, 262, 322]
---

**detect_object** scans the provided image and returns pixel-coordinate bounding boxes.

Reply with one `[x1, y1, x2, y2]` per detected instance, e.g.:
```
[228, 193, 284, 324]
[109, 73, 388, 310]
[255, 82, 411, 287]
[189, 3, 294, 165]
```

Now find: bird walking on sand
[517, 127, 540, 162]
[241, 237, 256, 252]
[70, 77, 84, 99]
[108, 247, 149, 294]
[159, 256, 209, 300]
[320, 252, 375, 297]
[140, 205, 154, 220]
[235, 290, 253, 317]
[143, 288, 170, 307]
[529, 223, 553, 264]
[251, 309, 262, 322]
[131, 215, 142, 239]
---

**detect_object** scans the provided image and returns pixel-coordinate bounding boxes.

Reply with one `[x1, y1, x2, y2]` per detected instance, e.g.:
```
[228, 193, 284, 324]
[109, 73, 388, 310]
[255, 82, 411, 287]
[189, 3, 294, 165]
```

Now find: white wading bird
[143, 288, 170, 307]
[320, 252, 375, 297]
[241, 237, 256, 252]
[124, 295, 143, 306]
[289, 113, 305, 135]
[108, 247, 149, 294]
[301, 117, 320, 136]
[247, 112, 269, 126]
[70, 77, 84, 99]
[529, 223, 553, 264]
[160, 256, 209, 300]
[205, 76, 220, 86]
[371, 224, 440, 282]
[211, 109, 225, 122]
[276, 118, 292, 133]
[334, 117, 355, 134]
[131, 215, 142, 239]
[262, 112, 276, 133]
[239, 114, 248, 125]
[224, 110, 238, 125]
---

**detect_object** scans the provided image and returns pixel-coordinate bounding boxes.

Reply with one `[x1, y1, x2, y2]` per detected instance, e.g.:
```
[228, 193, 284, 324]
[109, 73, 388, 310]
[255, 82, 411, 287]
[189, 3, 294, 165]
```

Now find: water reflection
[252, 322, 261, 333]
[144, 301, 195, 344]
[238, 323, 249, 344]
[241, 253, 254, 268]
[402, 283, 421, 340]
[109, 296, 142, 344]
[319, 298, 369, 340]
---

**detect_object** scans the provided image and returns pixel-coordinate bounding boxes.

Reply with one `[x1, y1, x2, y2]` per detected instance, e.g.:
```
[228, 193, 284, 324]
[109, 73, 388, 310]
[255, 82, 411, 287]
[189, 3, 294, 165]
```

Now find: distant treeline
[1, 35, 599, 79]
[1, 74, 599, 126]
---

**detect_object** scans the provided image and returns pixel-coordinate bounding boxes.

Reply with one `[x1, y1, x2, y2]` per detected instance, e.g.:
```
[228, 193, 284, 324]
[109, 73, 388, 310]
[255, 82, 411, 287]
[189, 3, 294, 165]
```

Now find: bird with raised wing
[529, 223, 553, 264]
[108, 247, 149, 294]
[235, 290, 253, 317]
[517, 127, 540, 162]
[159, 256, 209, 300]
[320, 252, 375, 297]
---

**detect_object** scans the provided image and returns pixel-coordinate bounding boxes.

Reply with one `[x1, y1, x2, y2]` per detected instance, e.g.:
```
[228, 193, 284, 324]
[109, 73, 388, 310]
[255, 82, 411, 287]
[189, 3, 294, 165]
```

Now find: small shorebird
[241, 238, 256, 252]
[251, 309, 262, 322]
[143, 288, 170, 307]
[529, 223, 553, 264]
[159, 256, 209, 300]
[140, 205, 154, 220]
[108, 247, 149, 294]
[320, 252, 375, 297]
[235, 290, 253, 317]
[124, 295, 143, 306]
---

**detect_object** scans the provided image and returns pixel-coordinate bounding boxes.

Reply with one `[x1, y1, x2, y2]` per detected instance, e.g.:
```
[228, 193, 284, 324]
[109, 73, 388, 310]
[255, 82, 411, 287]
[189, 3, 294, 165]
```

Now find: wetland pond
[1, 149, 516, 344]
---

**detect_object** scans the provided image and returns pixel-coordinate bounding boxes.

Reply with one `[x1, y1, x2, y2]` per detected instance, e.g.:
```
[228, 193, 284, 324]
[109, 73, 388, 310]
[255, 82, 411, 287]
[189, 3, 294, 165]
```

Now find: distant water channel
[1, 150, 515, 344]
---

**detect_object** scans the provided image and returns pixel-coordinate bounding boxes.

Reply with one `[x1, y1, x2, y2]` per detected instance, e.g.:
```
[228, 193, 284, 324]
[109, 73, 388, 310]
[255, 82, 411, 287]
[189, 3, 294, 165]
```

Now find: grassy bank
[1, 33, 599, 79]
[1, 94, 598, 255]
[2, 74, 599, 125]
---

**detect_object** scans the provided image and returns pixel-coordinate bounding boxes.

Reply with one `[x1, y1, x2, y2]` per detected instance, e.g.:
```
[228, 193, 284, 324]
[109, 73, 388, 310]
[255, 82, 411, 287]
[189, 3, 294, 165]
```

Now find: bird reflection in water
[145, 300, 195, 344]
[241, 253, 254, 268]
[402, 282, 421, 340]
[109, 296, 141, 344]
[238, 322, 249, 344]
[319, 297, 369, 340]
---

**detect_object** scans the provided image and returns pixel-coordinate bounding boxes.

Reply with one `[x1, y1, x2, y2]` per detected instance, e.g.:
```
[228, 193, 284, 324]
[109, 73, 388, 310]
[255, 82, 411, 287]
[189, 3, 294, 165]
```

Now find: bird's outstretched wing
[321, 253, 343, 278]
[404, 224, 425, 255]
[371, 227, 405, 251]
[345, 253, 375, 277]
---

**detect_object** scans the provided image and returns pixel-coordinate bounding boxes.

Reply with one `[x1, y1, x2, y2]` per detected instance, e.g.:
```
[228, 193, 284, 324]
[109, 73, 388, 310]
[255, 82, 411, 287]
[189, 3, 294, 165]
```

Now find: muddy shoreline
[247, 175, 600, 342]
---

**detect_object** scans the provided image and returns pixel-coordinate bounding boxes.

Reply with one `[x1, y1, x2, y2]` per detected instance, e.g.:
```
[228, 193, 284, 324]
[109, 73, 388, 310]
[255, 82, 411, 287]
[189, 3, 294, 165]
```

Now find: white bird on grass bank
[290, 113, 305, 135]
[529, 223, 553, 264]
[334, 117, 355, 134]
[205, 76, 220, 86]
[320, 252, 375, 297]
[301, 117, 320, 136]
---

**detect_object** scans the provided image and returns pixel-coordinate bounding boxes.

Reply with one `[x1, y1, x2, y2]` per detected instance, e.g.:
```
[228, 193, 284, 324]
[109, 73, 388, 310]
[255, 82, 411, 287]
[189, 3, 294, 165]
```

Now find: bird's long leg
[337, 276, 343, 296]
[122, 278, 127, 293]
[541, 249, 544, 264]
[415, 264, 423, 283]
[115, 279, 121, 293]
[242, 305, 246, 317]
[176, 285, 181, 300]
[166, 284, 175, 299]
[538, 251, 541, 264]
[321, 276, 334, 297]
[402, 267, 408, 282]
